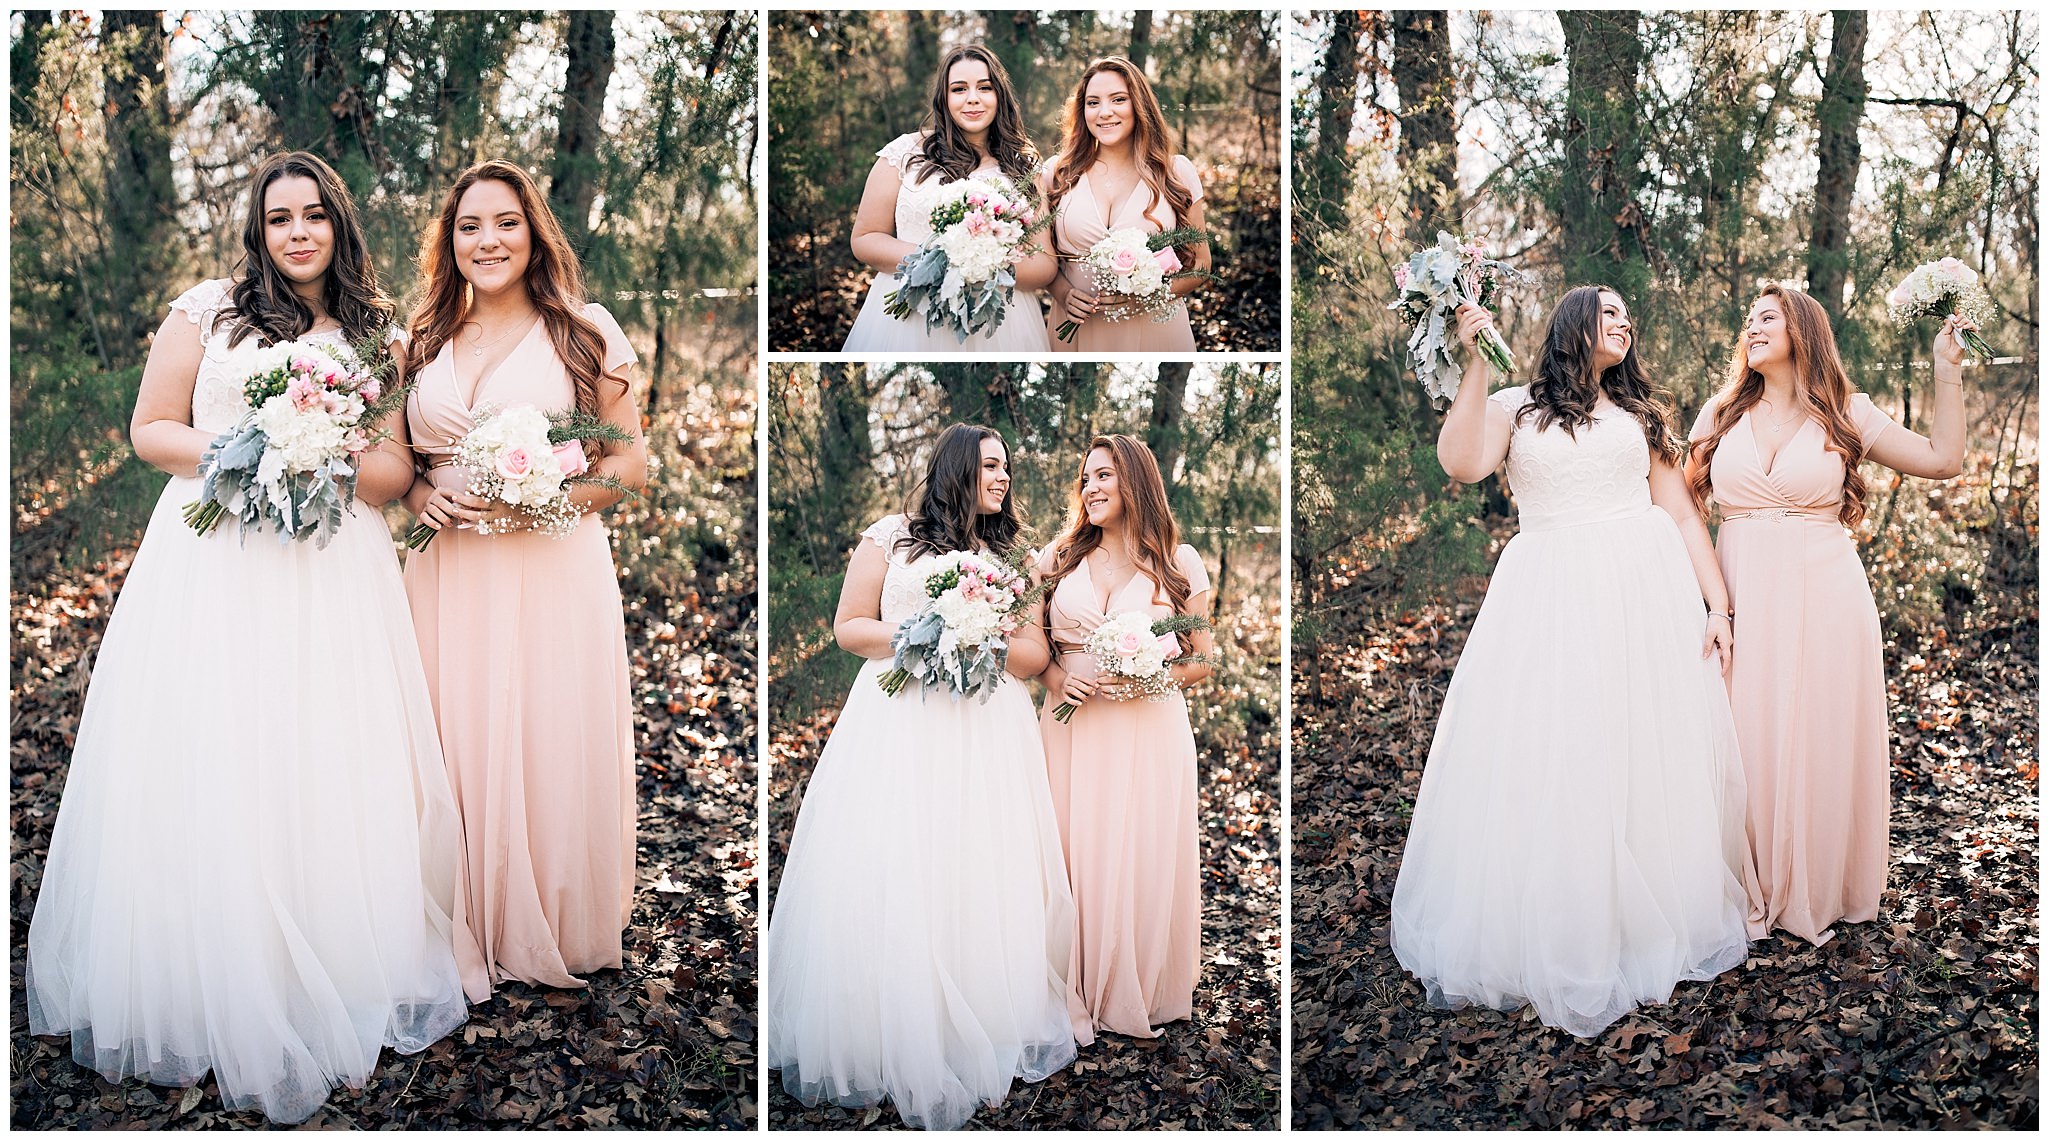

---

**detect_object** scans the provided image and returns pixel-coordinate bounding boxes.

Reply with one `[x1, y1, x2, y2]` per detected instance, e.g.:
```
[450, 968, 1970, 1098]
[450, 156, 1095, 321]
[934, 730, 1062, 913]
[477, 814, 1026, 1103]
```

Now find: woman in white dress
[1389, 286, 1758, 1039]
[25, 152, 467, 1123]
[765, 425, 1078, 1130]
[842, 44, 1055, 352]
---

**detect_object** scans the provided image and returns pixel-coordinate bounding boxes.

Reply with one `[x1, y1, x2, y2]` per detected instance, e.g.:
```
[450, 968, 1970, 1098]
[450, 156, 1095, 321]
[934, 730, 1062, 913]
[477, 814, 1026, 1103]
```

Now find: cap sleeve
[877, 132, 923, 177]
[861, 513, 910, 560]
[1848, 392, 1897, 450]
[1171, 154, 1205, 205]
[1176, 544, 1211, 598]
[583, 303, 638, 374]
[167, 278, 234, 348]
[1688, 394, 1720, 442]
[1486, 385, 1530, 417]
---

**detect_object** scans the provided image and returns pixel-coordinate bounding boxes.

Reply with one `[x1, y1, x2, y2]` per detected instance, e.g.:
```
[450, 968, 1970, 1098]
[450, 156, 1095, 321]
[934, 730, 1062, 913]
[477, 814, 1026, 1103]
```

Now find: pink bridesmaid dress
[1045, 154, 1203, 353]
[1694, 392, 1899, 945]
[404, 304, 639, 1000]
[1039, 545, 1209, 1041]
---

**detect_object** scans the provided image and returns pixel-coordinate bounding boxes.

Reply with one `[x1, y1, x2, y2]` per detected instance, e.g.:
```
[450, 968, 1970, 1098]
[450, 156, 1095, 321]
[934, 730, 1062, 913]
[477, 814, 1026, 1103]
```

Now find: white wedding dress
[841, 133, 1052, 353]
[26, 279, 468, 1123]
[765, 515, 1077, 1130]
[1390, 387, 1755, 1039]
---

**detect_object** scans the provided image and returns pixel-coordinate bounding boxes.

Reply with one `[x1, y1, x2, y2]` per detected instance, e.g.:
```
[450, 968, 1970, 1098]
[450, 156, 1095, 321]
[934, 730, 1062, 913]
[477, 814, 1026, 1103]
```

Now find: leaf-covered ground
[763, 599, 1283, 1130]
[1292, 463, 2039, 1129]
[10, 426, 759, 1129]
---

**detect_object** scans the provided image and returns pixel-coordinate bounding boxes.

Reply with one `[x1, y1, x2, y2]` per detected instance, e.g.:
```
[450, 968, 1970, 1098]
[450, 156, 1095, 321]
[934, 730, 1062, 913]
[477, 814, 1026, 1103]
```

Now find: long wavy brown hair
[898, 424, 1025, 561]
[909, 45, 1039, 185]
[219, 151, 394, 349]
[405, 160, 621, 416]
[1519, 285, 1681, 462]
[1046, 57, 1197, 258]
[1687, 283, 1869, 525]
[1045, 434, 1197, 649]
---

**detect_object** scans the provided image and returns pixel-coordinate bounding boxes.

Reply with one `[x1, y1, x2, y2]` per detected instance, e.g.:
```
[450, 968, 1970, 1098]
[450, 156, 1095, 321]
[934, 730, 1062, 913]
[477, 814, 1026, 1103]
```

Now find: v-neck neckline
[1083, 166, 1140, 232]
[1084, 550, 1143, 614]
[451, 316, 540, 411]
[1746, 407, 1807, 479]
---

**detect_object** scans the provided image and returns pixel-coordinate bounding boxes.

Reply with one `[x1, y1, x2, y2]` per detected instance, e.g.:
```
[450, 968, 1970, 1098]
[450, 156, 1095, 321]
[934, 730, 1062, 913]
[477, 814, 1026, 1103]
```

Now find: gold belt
[1723, 507, 1836, 522]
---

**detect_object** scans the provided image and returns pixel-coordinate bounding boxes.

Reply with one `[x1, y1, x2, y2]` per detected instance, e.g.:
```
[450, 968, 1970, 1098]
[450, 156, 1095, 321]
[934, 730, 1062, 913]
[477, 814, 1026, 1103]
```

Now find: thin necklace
[1758, 398, 1803, 434]
[466, 311, 537, 358]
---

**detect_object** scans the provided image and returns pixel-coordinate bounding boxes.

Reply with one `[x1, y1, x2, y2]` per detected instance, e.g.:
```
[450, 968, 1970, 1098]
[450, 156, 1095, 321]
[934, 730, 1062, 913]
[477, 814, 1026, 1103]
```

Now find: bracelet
[1706, 609, 1732, 621]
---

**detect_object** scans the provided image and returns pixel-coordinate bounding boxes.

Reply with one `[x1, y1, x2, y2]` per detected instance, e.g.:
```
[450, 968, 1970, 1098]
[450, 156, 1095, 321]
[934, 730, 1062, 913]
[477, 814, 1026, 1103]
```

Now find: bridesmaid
[1036, 435, 1215, 1041]
[1042, 57, 1211, 352]
[1685, 283, 1970, 945]
[401, 159, 648, 1000]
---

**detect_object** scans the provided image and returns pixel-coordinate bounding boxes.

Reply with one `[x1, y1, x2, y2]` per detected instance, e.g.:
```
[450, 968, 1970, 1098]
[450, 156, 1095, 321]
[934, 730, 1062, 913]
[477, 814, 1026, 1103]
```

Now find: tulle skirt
[765, 660, 1077, 1130]
[842, 272, 1051, 353]
[26, 477, 467, 1123]
[1390, 506, 1755, 1039]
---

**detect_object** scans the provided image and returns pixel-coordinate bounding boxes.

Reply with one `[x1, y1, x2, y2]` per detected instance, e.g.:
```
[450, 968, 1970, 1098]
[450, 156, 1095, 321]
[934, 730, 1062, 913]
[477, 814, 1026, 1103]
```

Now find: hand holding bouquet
[1389, 231, 1529, 404]
[1887, 257, 1996, 362]
[1053, 226, 1215, 343]
[403, 404, 634, 550]
[182, 337, 405, 548]
[877, 549, 1045, 702]
[883, 172, 1052, 342]
[1049, 611, 1211, 723]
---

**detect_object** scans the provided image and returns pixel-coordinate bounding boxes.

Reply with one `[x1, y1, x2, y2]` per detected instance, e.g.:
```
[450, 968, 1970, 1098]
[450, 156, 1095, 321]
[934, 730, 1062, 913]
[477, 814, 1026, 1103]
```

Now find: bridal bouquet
[1886, 257, 1997, 361]
[877, 549, 1042, 702]
[1389, 231, 1529, 404]
[183, 338, 404, 548]
[883, 172, 1051, 342]
[1049, 611, 1210, 723]
[403, 404, 633, 550]
[1052, 226, 1215, 342]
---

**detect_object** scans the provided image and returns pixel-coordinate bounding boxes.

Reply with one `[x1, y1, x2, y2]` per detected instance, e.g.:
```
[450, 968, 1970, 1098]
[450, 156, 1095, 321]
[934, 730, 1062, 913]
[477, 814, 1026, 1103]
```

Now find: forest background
[765, 361, 1283, 1128]
[11, 10, 760, 1129]
[1289, 9, 2037, 1129]
[766, 8, 1282, 351]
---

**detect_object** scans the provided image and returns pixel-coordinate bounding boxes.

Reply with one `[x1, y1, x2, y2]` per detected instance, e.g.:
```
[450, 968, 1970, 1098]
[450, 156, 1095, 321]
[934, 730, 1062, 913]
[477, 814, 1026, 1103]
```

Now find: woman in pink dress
[1036, 434, 1215, 1040]
[1686, 283, 1972, 945]
[400, 159, 648, 1000]
[1041, 57, 1211, 353]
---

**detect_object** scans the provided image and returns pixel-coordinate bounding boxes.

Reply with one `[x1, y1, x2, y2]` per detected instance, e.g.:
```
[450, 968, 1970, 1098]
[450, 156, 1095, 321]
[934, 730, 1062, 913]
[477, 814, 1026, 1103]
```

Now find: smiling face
[1080, 446, 1123, 528]
[452, 178, 532, 295]
[946, 58, 997, 138]
[1744, 294, 1791, 370]
[976, 435, 1010, 515]
[1083, 69, 1134, 148]
[262, 175, 334, 292]
[1590, 290, 1633, 371]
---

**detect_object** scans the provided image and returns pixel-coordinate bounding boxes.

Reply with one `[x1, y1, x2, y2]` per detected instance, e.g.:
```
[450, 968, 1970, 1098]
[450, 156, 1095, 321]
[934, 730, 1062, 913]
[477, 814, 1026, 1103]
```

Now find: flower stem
[1051, 700, 1077, 723]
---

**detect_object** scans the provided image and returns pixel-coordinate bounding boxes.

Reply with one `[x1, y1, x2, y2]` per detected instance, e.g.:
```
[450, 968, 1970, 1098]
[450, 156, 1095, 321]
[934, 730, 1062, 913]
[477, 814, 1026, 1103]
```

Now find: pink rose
[553, 441, 590, 476]
[358, 378, 383, 402]
[1886, 284, 1910, 308]
[1111, 247, 1140, 275]
[287, 376, 321, 411]
[1115, 630, 1145, 657]
[967, 192, 986, 208]
[1017, 207, 1036, 226]
[495, 447, 533, 480]
[1154, 247, 1182, 275]
[1155, 632, 1181, 657]
[1938, 257, 1976, 282]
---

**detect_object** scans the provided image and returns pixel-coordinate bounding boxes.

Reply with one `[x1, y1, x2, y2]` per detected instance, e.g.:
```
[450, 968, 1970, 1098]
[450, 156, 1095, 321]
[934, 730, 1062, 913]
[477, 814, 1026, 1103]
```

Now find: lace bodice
[1491, 387, 1655, 531]
[862, 514, 947, 624]
[170, 279, 357, 435]
[878, 133, 1009, 246]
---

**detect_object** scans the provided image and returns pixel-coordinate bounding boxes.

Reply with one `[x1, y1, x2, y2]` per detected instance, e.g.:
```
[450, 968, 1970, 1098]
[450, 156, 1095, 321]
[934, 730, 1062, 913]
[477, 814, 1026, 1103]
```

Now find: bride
[765, 425, 1077, 1129]
[24, 152, 466, 1122]
[1389, 287, 1758, 1038]
[842, 44, 1056, 352]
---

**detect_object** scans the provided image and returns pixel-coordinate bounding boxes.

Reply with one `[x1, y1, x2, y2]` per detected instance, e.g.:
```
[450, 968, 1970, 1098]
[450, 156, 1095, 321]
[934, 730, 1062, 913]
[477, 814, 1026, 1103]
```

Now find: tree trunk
[1557, 10, 1646, 289]
[817, 361, 876, 562]
[550, 9, 615, 254]
[983, 10, 1035, 121]
[1391, 11, 1457, 236]
[1127, 11, 1153, 73]
[1302, 11, 1363, 268]
[1148, 361, 1192, 489]
[101, 10, 177, 352]
[1806, 10, 1867, 325]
